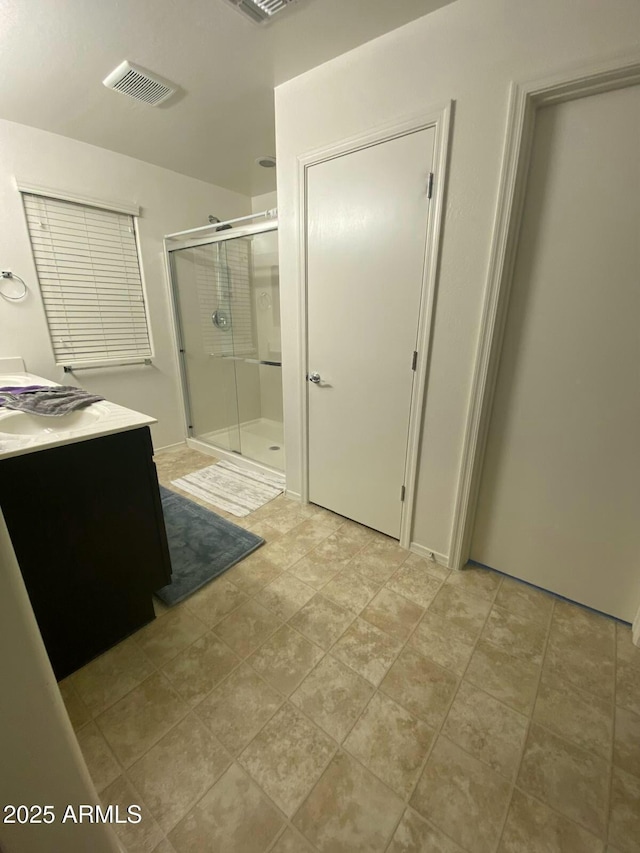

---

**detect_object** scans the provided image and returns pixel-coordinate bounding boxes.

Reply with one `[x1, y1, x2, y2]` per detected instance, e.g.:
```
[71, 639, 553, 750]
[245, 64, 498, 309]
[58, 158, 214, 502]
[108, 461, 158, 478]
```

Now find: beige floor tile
[239, 702, 335, 816]
[444, 564, 503, 603]
[380, 648, 458, 728]
[270, 827, 315, 852]
[283, 518, 336, 555]
[350, 540, 408, 584]
[76, 721, 120, 793]
[614, 706, 640, 778]
[244, 519, 282, 542]
[248, 625, 323, 694]
[255, 573, 316, 620]
[136, 607, 208, 668]
[385, 562, 443, 609]
[545, 628, 615, 700]
[267, 504, 309, 534]
[312, 528, 367, 564]
[387, 808, 465, 853]
[616, 623, 640, 670]
[533, 667, 613, 759]
[481, 605, 548, 664]
[331, 618, 402, 686]
[184, 577, 248, 627]
[226, 553, 283, 594]
[196, 664, 283, 755]
[291, 654, 373, 741]
[151, 840, 176, 853]
[168, 763, 284, 853]
[287, 551, 343, 589]
[293, 750, 405, 853]
[101, 775, 164, 853]
[429, 585, 492, 638]
[289, 593, 354, 650]
[213, 600, 282, 658]
[517, 723, 609, 837]
[362, 587, 424, 642]
[407, 612, 475, 675]
[321, 568, 381, 615]
[553, 600, 616, 643]
[162, 632, 240, 707]
[402, 552, 451, 581]
[71, 635, 155, 715]
[58, 678, 91, 730]
[609, 766, 640, 853]
[465, 638, 540, 715]
[96, 672, 189, 767]
[410, 736, 511, 853]
[253, 536, 313, 570]
[498, 789, 604, 852]
[128, 713, 230, 832]
[617, 661, 640, 716]
[335, 517, 377, 546]
[442, 681, 528, 779]
[494, 576, 554, 623]
[344, 692, 434, 797]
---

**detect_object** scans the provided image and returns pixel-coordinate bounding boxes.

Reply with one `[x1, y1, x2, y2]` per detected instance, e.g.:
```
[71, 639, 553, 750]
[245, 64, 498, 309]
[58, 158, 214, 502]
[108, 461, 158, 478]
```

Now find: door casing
[296, 104, 452, 549]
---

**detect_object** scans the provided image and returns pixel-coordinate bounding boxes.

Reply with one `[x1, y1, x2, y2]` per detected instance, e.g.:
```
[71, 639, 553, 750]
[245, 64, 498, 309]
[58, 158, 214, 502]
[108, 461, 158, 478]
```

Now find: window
[22, 192, 152, 366]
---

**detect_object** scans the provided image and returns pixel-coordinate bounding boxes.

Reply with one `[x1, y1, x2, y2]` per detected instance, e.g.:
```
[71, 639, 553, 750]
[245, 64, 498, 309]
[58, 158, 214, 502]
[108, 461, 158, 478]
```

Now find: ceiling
[0, 0, 454, 196]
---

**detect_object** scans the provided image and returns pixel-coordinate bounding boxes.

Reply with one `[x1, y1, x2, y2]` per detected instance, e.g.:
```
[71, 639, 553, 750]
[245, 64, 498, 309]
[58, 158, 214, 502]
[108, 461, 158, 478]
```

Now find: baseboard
[409, 541, 450, 569]
[154, 440, 187, 453]
[633, 605, 640, 647]
[284, 489, 301, 502]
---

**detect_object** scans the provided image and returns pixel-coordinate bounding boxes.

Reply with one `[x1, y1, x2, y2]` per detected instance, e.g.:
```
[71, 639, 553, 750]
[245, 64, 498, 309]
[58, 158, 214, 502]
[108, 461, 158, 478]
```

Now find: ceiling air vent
[226, 0, 298, 24]
[103, 61, 176, 106]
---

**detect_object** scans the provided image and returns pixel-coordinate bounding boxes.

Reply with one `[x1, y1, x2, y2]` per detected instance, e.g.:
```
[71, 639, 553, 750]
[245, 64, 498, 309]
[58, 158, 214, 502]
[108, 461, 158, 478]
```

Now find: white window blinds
[22, 193, 152, 365]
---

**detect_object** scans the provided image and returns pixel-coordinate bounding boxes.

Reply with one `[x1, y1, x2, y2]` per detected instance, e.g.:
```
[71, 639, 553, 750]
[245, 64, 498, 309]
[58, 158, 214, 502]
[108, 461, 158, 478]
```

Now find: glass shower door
[171, 243, 242, 453]
[169, 225, 284, 471]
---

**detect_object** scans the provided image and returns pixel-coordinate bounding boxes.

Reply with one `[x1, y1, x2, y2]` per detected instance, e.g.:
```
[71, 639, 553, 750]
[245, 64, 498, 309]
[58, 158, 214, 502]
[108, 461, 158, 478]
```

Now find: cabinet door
[0, 427, 172, 678]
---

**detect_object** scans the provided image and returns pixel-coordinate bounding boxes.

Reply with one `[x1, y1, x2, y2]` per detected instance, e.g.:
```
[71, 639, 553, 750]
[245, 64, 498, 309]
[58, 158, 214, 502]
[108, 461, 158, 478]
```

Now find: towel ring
[0, 272, 28, 301]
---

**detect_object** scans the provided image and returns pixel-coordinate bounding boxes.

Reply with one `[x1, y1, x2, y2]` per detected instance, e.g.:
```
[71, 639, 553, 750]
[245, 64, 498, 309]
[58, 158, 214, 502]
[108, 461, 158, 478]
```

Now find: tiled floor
[58, 445, 640, 853]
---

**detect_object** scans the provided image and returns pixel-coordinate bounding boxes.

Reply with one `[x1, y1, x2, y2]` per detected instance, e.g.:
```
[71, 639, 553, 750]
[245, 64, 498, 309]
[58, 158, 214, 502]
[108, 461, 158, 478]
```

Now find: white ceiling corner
[0, 0, 455, 196]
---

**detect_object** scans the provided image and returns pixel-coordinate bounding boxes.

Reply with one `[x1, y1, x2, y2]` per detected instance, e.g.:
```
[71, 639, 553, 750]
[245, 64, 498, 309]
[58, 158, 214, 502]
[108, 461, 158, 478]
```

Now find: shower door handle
[308, 372, 321, 384]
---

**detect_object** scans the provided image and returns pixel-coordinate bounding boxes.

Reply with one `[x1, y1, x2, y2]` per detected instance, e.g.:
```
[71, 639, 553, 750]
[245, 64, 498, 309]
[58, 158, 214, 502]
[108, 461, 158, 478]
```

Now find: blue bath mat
[155, 486, 264, 606]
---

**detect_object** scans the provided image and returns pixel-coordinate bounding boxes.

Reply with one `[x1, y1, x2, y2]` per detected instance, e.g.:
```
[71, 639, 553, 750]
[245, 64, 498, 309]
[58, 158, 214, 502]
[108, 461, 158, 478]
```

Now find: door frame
[296, 103, 452, 547]
[449, 53, 640, 571]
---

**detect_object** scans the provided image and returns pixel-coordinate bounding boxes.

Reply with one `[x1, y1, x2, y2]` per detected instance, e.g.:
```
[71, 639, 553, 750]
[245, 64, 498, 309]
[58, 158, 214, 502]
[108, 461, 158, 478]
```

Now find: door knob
[308, 372, 321, 384]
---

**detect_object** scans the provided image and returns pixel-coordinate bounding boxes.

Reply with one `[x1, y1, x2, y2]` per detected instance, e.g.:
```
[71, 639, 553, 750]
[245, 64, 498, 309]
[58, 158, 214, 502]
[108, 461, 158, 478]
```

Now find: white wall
[0, 119, 250, 449]
[252, 190, 278, 214]
[0, 508, 121, 853]
[274, 0, 640, 556]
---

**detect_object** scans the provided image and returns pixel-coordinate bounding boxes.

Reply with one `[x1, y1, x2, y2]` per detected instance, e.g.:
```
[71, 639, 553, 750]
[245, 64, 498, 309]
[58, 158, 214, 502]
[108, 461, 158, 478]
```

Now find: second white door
[306, 128, 435, 537]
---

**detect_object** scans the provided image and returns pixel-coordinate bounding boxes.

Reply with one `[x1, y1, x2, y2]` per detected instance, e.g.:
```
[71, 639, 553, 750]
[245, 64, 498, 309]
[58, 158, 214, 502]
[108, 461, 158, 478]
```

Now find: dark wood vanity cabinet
[0, 426, 172, 680]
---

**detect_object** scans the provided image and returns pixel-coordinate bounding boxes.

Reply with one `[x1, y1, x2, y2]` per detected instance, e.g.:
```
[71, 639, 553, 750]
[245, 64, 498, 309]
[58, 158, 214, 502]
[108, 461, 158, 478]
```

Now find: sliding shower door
[169, 225, 283, 471]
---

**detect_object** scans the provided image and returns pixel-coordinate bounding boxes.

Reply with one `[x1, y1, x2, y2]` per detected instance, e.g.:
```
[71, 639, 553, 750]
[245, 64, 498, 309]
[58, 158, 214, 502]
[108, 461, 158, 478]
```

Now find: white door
[306, 128, 435, 537]
[471, 84, 640, 621]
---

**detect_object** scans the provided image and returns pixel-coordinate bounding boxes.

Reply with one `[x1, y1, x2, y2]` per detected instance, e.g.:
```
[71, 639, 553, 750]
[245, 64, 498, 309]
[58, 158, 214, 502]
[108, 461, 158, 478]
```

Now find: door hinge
[411, 351, 418, 371]
[400, 485, 406, 502]
[427, 172, 434, 199]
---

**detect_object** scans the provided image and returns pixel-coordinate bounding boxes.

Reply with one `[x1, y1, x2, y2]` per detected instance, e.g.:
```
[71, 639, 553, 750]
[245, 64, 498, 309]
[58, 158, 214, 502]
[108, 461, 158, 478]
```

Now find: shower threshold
[192, 417, 284, 472]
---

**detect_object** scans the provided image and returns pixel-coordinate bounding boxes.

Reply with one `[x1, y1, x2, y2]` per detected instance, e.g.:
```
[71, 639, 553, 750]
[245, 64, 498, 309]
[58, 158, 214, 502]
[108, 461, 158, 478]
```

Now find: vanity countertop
[0, 372, 156, 461]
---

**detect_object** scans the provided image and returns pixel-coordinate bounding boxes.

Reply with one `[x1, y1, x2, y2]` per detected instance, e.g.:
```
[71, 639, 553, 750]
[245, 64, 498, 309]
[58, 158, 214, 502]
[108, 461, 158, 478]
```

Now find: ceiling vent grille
[226, 0, 297, 24]
[103, 61, 176, 106]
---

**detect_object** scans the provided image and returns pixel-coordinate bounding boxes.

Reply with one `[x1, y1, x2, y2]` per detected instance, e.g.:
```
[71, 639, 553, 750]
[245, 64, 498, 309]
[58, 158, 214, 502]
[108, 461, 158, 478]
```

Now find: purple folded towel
[0, 385, 104, 416]
[0, 385, 47, 394]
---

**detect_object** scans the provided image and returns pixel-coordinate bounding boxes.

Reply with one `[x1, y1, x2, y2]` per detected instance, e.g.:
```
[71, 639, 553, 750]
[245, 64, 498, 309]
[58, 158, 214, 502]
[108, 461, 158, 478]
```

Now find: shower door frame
[163, 218, 282, 476]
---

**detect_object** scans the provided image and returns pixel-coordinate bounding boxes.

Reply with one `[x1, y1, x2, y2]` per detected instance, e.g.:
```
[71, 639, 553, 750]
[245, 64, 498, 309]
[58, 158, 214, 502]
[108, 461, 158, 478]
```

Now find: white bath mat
[171, 459, 285, 517]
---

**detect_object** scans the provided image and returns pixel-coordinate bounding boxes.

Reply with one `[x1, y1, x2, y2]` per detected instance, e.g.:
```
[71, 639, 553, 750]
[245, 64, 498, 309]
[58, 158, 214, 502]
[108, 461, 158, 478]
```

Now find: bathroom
[1, 1, 640, 852]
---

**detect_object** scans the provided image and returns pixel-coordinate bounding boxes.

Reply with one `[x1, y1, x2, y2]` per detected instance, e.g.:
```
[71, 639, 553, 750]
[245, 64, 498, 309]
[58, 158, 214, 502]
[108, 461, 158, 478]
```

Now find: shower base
[195, 417, 284, 471]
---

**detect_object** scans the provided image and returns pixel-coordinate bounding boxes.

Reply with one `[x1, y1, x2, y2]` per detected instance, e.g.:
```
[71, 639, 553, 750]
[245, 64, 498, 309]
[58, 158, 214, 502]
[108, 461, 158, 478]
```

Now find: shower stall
[165, 211, 284, 472]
